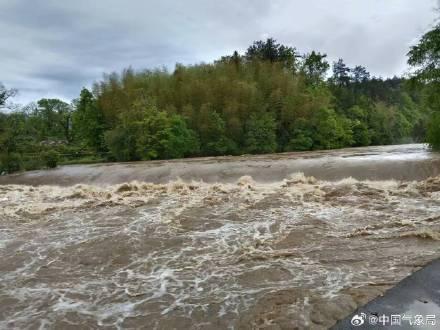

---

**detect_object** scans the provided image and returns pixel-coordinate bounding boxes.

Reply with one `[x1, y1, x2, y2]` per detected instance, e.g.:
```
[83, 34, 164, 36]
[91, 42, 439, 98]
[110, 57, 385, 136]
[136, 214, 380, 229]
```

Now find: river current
[1, 144, 440, 329]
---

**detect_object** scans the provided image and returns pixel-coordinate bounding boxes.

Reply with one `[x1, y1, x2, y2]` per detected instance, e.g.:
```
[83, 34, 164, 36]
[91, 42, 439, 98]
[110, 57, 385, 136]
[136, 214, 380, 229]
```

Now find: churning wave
[1, 172, 440, 329]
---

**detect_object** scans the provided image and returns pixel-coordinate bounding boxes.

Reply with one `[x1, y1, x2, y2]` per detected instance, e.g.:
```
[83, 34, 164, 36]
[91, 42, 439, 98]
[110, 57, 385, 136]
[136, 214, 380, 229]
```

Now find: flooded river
[1, 144, 440, 329]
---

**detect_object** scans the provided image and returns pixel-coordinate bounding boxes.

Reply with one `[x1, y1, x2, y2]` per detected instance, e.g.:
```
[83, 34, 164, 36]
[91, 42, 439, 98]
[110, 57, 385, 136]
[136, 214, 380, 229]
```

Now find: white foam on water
[1, 173, 440, 328]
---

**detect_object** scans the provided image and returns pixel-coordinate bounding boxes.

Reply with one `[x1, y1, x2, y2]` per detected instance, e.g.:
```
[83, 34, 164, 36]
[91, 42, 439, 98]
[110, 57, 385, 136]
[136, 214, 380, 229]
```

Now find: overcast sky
[1, 0, 439, 104]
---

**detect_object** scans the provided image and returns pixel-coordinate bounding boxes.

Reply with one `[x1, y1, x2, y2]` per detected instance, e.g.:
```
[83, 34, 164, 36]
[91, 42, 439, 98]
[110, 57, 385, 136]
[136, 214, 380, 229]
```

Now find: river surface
[1, 144, 440, 329]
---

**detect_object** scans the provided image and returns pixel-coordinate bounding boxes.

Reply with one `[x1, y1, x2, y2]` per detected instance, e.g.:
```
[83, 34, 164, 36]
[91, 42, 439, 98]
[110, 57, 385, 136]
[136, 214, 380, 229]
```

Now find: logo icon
[369, 315, 379, 325]
[351, 313, 366, 327]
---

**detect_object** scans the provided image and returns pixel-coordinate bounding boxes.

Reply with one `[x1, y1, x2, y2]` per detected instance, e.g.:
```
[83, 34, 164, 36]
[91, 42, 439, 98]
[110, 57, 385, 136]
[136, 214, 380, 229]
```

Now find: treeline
[0, 37, 436, 173]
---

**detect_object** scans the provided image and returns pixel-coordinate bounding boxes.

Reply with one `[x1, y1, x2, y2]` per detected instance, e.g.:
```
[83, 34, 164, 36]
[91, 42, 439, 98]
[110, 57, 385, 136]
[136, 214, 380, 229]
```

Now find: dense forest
[1, 25, 439, 173]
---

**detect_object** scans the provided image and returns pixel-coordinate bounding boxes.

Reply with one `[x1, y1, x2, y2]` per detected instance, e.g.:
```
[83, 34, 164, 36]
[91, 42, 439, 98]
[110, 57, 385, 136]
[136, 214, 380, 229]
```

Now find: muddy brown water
[1, 144, 440, 329]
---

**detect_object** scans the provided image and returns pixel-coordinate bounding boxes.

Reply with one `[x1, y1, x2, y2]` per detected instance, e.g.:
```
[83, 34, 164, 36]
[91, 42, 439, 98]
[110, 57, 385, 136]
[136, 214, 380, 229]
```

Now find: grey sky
[0, 0, 438, 104]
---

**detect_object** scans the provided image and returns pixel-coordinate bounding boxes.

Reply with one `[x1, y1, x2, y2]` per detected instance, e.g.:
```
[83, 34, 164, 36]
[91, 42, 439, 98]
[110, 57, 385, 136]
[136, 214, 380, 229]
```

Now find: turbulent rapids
[1, 144, 440, 329]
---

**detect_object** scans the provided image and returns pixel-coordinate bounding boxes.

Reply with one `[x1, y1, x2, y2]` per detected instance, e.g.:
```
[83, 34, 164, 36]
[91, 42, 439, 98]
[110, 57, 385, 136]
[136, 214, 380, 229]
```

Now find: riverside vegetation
[1, 23, 440, 173]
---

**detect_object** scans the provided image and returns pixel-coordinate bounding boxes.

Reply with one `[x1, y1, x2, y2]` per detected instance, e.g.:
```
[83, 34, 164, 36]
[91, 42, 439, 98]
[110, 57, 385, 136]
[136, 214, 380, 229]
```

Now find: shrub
[286, 133, 314, 151]
[244, 113, 278, 154]
[427, 112, 440, 150]
[104, 127, 138, 162]
[0, 153, 22, 174]
[23, 158, 44, 171]
[42, 150, 59, 168]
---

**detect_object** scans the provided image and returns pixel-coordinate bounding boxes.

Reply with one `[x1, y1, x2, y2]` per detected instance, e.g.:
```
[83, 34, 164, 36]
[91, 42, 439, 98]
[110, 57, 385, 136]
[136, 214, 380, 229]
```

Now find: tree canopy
[408, 23, 440, 149]
[0, 37, 433, 173]
[0, 84, 17, 109]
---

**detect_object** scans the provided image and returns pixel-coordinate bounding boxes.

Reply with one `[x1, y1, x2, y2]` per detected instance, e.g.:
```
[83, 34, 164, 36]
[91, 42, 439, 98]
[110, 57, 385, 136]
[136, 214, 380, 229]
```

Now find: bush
[244, 113, 278, 154]
[23, 158, 44, 171]
[286, 133, 314, 151]
[42, 150, 59, 168]
[352, 120, 371, 147]
[0, 153, 22, 174]
[105, 127, 139, 162]
[427, 112, 440, 150]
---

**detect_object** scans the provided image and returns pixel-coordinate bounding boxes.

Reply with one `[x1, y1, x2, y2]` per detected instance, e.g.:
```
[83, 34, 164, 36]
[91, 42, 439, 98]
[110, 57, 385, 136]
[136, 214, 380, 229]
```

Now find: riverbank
[0, 144, 438, 186]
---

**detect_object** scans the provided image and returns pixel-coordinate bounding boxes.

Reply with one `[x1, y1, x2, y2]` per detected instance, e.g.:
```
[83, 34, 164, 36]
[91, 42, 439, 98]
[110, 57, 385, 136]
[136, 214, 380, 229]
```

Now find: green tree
[246, 38, 298, 71]
[36, 98, 72, 141]
[352, 120, 371, 146]
[198, 104, 237, 155]
[0, 112, 27, 173]
[136, 106, 199, 159]
[427, 112, 440, 148]
[86, 39, 426, 160]
[244, 112, 277, 153]
[42, 150, 59, 168]
[351, 65, 370, 83]
[72, 88, 105, 151]
[408, 23, 440, 83]
[301, 51, 330, 85]
[408, 22, 440, 148]
[331, 59, 351, 86]
[285, 118, 314, 151]
[105, 103, 199, 161]
[0, 83, 17, 109]
[104, 127, 138, 162]
[311, 108, 353, 149]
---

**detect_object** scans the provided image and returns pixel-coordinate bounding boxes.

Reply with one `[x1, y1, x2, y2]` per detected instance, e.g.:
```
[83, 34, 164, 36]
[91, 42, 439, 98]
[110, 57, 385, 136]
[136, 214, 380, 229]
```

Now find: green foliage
[332, 59, 351, 86]
[160, 115, 200, 158]
[0, 83, 17, 109]
[35, 98, 72, 141]
[246, 38, 298, 70]
[301, 51, 330, 85]
[72, 88, 105, 151]
[105, 104, 199, 161]
[352, 120, 371, 146]
[408, 23, 440, 83]
[105, 127, 138, 162]
[197, 106, 236, 155]
[408, 23, 440, 149]
[311, 108, 353, 149]
[92, 40, 424, 159]
[427, 112, 440, 150]
[41, 150, 59, 168]
[244, 112, 277, 154]
[135, 106, 199, 159]
[0, 37, 433, 172]
[286, 133, 314, 151]
[22, 157, 44, 171]
[0, 153, 22, 173]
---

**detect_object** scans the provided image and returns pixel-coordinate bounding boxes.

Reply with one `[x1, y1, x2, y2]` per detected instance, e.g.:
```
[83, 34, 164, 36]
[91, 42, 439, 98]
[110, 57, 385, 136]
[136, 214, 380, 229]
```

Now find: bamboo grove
[1, 35, 439, 173]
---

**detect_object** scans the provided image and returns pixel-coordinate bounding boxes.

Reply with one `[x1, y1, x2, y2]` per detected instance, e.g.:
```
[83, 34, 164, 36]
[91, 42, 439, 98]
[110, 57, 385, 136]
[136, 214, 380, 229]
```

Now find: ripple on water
[1, 173, 440, 329]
